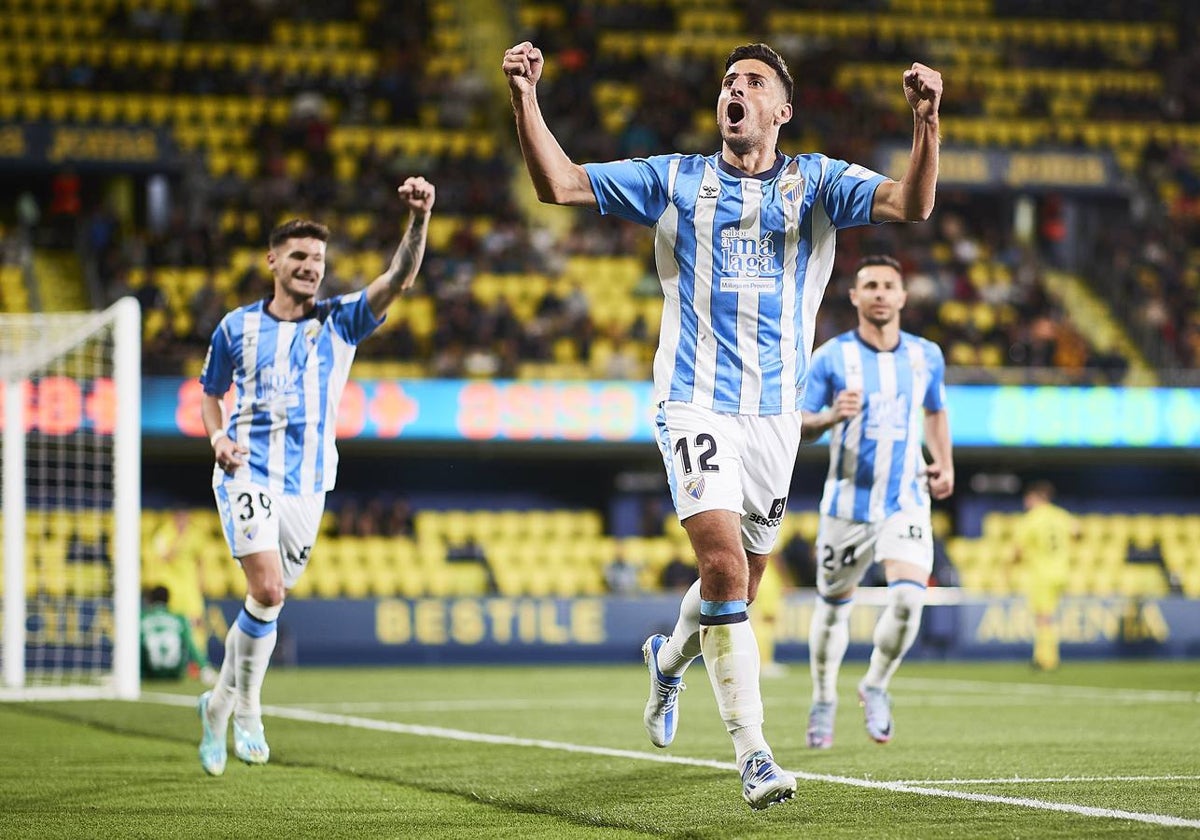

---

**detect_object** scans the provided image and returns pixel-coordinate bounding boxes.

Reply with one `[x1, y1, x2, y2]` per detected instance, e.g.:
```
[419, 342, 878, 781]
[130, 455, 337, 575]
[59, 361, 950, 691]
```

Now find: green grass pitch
[2, 660, 1197, 838]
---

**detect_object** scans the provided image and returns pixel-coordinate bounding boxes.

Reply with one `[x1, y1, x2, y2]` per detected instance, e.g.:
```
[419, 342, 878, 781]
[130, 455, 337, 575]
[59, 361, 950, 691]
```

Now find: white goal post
[1, 297, 141, 700]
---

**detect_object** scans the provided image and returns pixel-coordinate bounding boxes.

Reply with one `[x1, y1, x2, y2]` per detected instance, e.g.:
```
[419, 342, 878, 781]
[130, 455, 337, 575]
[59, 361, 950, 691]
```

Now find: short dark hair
[856, 254, 904, 275]
[725, 43, 793, 104]
[854, 254, 904, 286]
[148, 585, 170, 605]
[269, 219, 330, 249]
[1025, 480, 1056, 501]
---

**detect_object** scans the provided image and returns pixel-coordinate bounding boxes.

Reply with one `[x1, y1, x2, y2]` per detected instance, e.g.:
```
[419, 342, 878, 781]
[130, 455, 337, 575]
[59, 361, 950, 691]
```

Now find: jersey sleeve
[819, 157, 887, 229]
[583, 156, 675, 227]
[328, 290, 386, 345]
[923, 341, 948, 412]
[198, 316, 234, 397]
[802, 345, 835, 412]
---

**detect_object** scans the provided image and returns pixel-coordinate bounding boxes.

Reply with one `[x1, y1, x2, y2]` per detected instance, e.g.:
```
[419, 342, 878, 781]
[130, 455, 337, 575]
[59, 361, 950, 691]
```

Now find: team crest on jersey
[304, 321, 321, 345]
[779, 161, 805, 205]
[683, 476, 706, 501]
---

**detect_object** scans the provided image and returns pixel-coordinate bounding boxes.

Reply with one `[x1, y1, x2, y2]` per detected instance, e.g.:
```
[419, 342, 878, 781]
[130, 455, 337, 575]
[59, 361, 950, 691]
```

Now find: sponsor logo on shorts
[747, 496, 788, 527]
[684, 476, 706, 500]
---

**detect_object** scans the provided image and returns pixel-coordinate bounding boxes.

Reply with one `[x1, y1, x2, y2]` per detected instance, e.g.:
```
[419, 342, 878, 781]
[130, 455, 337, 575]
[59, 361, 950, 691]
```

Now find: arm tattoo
[385, 214, 428, 290]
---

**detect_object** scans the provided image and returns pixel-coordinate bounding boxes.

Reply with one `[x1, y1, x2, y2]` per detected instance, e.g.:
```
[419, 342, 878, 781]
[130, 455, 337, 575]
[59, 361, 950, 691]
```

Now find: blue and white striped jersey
[803, 330, 947, 522]
[585, 152, 885, 415]
[200, 292, 383, 495]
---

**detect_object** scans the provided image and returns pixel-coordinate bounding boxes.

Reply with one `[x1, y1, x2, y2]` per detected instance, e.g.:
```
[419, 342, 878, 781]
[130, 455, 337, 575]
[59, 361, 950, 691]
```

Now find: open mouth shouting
[726, 100, 746, 129]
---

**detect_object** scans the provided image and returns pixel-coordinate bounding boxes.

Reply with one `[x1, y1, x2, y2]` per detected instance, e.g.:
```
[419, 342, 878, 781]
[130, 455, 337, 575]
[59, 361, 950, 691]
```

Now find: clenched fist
[903, 63, 942, 123]
[503, 41, 544, 96]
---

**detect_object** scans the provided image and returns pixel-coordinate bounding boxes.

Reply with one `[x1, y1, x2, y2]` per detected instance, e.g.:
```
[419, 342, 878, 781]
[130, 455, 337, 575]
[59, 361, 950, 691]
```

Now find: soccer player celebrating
[503, 41, 941, 809]
[196, 177, 435, 776]
[800, 255, 954, 749]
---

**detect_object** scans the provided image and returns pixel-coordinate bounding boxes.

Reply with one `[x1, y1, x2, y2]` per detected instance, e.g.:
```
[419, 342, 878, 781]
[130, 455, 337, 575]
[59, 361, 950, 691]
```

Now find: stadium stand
[3, 0, 1198, 601]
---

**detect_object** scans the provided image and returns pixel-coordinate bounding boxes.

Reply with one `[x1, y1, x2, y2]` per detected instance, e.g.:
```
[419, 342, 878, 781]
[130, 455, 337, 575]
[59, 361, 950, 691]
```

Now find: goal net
[1, 297, 141, 700]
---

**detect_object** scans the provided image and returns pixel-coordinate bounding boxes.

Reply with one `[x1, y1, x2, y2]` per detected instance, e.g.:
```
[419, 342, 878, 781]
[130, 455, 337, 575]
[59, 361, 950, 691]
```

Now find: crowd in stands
[7, 0, 1200, 384]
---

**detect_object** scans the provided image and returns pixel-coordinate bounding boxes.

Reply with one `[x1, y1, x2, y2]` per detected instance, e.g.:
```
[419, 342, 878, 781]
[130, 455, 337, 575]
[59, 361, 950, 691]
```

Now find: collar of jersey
[716, 151, 785, 181]
[260, 297, 320, 324]
[853, 328, 902, 354]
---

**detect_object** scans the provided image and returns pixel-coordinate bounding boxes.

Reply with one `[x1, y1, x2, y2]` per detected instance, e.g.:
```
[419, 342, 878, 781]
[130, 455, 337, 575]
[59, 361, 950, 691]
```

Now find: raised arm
[502, 41, 597, 207]
[365, 176, 435, 318]
[871, 63, 942, 223]
[923, 407, 954, 500]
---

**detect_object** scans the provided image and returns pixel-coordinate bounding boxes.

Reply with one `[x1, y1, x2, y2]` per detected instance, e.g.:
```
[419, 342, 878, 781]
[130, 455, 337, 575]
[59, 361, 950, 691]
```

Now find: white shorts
[655, 402, 802, 555]
[815, 510, 933, 597]
[214, 480, 326, 588]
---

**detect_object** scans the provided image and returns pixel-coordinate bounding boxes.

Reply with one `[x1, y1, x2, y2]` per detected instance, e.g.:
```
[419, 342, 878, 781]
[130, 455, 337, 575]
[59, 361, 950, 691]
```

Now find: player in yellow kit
[1011, 481, 1079, 671]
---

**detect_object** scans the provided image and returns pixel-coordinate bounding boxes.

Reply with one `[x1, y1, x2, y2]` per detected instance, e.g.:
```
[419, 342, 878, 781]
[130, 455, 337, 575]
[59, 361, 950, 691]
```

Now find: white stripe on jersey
[868, 351, 897, 522]
[323, 320, 356, 495]
[652, 159, 683, 401]
[235, 309, 261, 457]
[800, 159, 836, 388]
[268, 321, 295, 494]
[897, 341, 928, 511]
[830, 338, 864, 520]
[737, 179, 764, 414]
[778, 179, 802, 411]
[299, 324, 322, 495]
[690, 163, 721, 407]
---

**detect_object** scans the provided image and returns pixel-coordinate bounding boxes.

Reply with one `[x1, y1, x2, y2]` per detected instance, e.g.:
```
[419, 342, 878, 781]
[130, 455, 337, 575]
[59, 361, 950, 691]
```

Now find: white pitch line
[141, 692, 1200, 829]
[893, 677, 1200, 704]
[895, 774, 1200, 786]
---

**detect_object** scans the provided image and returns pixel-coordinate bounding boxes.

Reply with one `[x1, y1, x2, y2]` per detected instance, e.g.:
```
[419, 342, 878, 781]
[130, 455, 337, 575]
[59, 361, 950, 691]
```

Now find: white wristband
[210, 429, 228, 448]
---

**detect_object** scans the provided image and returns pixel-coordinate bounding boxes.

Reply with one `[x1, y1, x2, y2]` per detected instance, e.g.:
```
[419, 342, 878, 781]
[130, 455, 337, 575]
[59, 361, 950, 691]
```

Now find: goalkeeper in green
[140, 586, 211, 681]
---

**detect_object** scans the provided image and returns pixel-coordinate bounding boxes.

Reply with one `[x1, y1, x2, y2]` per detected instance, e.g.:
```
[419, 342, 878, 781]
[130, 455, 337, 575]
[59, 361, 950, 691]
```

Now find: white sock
[700, 619, 768, 766]
[809, 596, 854, 704]
[233, 599, 281, 727]
[657, 579, 702, 677]
[206, 627, 239, 724]
[863, 583, 926, 690]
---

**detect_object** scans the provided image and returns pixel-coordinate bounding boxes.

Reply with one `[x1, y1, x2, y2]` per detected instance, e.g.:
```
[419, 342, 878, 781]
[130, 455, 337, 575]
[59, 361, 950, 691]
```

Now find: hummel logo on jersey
[700, 184, 719, 199]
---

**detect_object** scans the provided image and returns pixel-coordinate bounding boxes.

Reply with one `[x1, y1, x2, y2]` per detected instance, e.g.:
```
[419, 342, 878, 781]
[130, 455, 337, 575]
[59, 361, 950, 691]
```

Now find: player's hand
[503, 41, 544, 95]
[903, 63, 942, 123]
[397, 176, 435, 214]
[213, 436, 248, 475]
[925, 463, 954, 500]
[832, 389, 863, 422]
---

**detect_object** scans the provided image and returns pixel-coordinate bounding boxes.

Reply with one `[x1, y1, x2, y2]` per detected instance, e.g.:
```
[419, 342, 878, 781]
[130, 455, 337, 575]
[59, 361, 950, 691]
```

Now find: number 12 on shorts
[674, 433, 720, 474]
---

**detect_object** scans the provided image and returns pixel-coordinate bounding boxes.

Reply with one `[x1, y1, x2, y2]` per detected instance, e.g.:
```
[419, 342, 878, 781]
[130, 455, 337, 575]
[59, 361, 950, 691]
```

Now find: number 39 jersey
[803, 329, 947, 523]
[200, 292, 383, 495]
[584, 152, 885, 416]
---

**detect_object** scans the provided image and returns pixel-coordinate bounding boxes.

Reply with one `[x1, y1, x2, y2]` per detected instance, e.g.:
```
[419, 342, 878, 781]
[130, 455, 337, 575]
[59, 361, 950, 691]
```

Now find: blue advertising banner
[142, 378, 1200, 448]
[5, 377, 1199, 447]
[197, 594, 1200, 667]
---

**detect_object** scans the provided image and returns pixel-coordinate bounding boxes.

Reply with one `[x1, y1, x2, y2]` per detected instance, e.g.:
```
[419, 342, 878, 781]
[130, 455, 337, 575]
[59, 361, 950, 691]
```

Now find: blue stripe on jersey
[671, 164, 700, 403]
[852, 348, 881, 518]
[712, 175, 746, 405]
[654, 404, 679, 502]
[807, 330, 947, 522]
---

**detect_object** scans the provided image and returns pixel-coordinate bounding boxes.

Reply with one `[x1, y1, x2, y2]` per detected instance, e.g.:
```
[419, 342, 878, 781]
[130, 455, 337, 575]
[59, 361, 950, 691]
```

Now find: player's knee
[887, 581, 925, 623]
[247, 584, 285, 613]
[245, 594, 284, 623]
